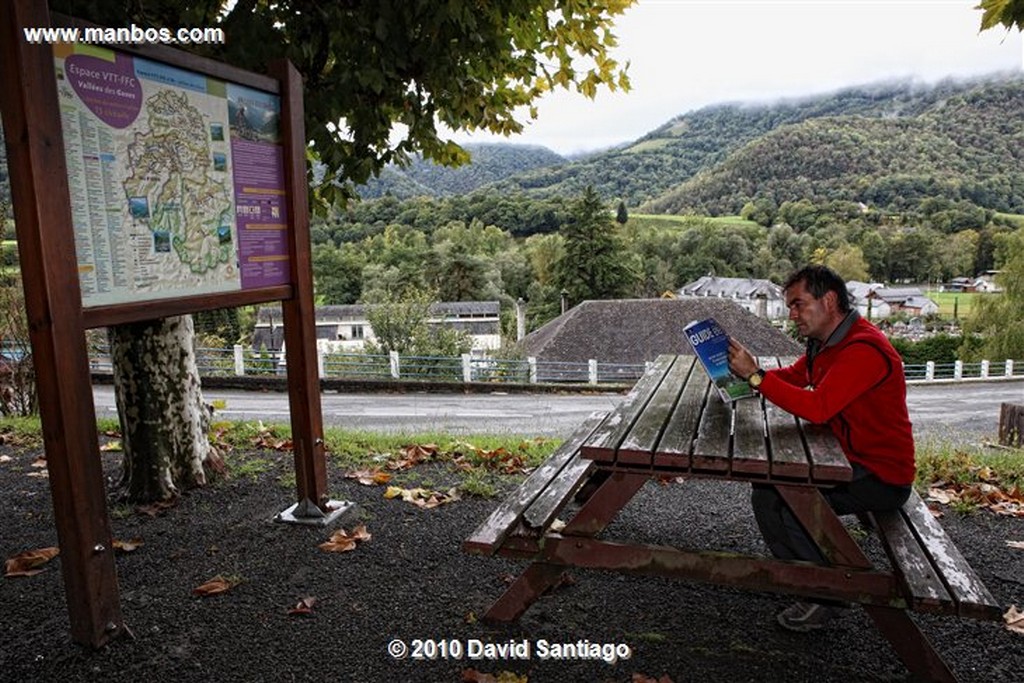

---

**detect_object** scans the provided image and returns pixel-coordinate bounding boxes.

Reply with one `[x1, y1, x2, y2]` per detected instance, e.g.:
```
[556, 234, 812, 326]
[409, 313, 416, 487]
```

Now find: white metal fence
[83, 345, 1024, 387]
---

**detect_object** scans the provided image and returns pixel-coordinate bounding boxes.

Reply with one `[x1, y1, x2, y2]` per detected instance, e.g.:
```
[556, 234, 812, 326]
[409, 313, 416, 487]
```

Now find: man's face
[785, 280, 835, 342]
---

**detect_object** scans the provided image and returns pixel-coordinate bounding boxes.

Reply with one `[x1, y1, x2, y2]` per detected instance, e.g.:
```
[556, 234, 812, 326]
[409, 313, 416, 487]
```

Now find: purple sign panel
[228, 84, 291, 290]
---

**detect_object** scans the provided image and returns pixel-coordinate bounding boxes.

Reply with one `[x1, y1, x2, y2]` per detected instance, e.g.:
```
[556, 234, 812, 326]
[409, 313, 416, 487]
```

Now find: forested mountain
[357, 143, 566, 199]
[643, 78, 1024, 215]
[397, 73, 1023, 213]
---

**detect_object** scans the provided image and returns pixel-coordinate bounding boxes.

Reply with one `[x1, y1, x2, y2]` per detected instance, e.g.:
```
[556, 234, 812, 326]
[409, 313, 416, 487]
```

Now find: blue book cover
[684, 318, 756, 402]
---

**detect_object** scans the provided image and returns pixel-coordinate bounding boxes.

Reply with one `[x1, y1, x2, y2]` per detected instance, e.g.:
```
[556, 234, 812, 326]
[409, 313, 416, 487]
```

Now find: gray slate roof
[518, 298, 800, 364]
[678, 275, 783, 300]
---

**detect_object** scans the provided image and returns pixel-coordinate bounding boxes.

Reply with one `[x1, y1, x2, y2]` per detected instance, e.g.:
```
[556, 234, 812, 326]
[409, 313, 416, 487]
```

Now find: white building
[677, 276, 786, 319]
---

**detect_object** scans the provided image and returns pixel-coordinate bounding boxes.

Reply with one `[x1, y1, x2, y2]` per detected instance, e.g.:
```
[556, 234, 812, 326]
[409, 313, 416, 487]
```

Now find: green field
[925, 290, 982, 318]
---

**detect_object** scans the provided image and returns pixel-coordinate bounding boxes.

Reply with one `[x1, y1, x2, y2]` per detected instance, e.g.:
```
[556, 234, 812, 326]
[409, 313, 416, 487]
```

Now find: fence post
[528, 357, 537, 384]
[389, 351, 400, 379]
[980, 359, 989, 379]
[589, 359, 598, 385]
[925, 361, 935, 381]
[462, 353, 472, 383]
[1007, 359, 1015, 378]
[954, 360, 963, 380]
[233, 344, 245, 376]
[317, 346, 326, 378]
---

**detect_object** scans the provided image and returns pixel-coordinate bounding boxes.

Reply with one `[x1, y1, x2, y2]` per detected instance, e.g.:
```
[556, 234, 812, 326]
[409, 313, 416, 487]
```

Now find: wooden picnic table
[464, 354, 1003, 682]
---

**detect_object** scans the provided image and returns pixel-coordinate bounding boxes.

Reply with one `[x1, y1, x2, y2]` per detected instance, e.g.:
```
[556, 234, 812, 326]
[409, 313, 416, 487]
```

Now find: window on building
[351, 325, 364, 339]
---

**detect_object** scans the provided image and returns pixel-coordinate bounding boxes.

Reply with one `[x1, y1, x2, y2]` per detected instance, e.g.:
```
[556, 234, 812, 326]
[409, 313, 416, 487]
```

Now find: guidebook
[683, 317, 756, 402]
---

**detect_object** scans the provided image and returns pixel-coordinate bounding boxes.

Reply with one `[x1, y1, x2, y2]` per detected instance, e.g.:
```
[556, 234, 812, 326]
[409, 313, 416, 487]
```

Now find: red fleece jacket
[760, 316, 915, 486]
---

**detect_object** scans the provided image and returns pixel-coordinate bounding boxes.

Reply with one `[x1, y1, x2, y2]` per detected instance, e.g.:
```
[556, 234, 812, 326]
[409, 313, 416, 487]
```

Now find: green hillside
[643, 78, 1024, 216]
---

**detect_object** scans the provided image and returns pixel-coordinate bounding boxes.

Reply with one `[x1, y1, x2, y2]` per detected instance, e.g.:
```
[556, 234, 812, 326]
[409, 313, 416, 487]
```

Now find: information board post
[272, 59, 349, 524]
[0, 0, 124, 648]
[1, 0, 349, 646]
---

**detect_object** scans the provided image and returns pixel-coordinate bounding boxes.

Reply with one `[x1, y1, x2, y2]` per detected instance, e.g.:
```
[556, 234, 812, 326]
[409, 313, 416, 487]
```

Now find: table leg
[776, 485, 958, 682]
[484, 471, 648, 622]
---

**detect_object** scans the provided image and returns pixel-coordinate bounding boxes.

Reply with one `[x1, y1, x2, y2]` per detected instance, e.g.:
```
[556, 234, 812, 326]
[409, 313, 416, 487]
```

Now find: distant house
[873, 287, 939, 317]
[677, 276, 786, 319]
[517, 298, 800, 366]
[252, 301, 501, 353]
[845, 281, 892, 320]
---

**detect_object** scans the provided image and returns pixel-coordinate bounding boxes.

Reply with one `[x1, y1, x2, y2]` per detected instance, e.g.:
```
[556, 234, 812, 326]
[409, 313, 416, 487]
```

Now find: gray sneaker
[776, 601, 837, 632]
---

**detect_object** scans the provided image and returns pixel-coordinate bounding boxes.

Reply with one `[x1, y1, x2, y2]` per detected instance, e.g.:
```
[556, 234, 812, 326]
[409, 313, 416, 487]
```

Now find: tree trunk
[108, 314, 220, 502]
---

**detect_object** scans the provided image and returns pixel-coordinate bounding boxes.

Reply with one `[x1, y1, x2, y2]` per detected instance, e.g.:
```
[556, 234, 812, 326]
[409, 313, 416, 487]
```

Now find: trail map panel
[53, 43, 290, 308]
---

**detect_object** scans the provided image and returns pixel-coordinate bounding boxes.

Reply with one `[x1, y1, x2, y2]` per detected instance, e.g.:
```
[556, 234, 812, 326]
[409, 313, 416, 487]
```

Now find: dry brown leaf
[383, 485, 460, 509]
[136, 499, 178, 517]
[460, 670, 527, 683]
[927, 488, 955, 505]
[1006, 541, 1024, 550]
[344, 468, 392, 486]
[288, 596, 317, 616]
[0, 455, 12, 463]
[318, 525, 371, 553]
[192, 575, 239, 597]
[1004, 605, 1024, 635]
[4, 546, 60, 578]
[25, 471, 48, 479]
[30, 458, 46, 468]
[113, 538, 144, 553]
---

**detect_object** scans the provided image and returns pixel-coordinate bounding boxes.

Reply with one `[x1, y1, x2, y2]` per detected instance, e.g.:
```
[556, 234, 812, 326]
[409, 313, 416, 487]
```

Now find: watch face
[749, 371, 763, 387]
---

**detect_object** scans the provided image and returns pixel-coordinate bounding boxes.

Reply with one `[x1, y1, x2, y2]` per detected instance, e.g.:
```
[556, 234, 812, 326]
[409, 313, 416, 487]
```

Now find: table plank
[761, 357, 811, 480]
[801, 420, 852, 483]
[653, 357, 707, 470]
[617, 355, 694, 467]
[580, 354, 674, 463]
[732, 395, 769, 476]
[691, 391, 732, 474]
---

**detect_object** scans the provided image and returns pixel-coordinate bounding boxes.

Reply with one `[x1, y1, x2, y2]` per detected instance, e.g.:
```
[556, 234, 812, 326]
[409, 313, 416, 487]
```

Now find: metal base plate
[274, 499, 357, 527]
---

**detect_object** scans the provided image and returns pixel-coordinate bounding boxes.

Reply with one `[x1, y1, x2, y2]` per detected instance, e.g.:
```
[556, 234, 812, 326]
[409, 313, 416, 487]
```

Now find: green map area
[123, 89, 233, 276]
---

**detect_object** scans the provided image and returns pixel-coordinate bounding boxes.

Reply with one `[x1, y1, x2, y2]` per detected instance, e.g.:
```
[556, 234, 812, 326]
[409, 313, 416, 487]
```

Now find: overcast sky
[447, 0, 1023, 156]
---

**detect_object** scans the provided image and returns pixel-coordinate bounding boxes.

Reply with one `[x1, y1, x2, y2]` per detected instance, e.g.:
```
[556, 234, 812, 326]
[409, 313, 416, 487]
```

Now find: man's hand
[728, 338, 758, 380]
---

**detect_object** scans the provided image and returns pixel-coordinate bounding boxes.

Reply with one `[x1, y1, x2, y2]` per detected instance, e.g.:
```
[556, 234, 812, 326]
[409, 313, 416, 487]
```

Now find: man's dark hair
[783, 265, 851, 313]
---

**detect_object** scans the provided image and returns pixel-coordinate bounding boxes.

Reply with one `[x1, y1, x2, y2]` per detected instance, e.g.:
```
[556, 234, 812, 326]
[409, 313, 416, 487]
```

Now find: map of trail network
[54, 45, 289, 309]
[123, 89, 235, 279]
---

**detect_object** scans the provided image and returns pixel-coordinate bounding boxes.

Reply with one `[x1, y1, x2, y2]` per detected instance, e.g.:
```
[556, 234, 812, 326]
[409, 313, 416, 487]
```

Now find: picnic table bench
[463, 354, 1003, 682]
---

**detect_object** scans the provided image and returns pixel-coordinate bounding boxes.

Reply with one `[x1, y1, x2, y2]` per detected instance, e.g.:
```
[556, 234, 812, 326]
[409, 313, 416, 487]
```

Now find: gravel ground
[2, 441, 1023, 683]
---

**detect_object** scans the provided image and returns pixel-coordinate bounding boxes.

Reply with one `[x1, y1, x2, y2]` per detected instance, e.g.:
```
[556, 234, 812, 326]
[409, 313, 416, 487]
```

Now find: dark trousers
[751, 463, 911, 565]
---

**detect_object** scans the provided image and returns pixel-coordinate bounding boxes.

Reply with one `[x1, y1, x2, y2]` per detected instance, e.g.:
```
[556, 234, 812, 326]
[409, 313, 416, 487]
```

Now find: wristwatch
[747, 369, 766, 389]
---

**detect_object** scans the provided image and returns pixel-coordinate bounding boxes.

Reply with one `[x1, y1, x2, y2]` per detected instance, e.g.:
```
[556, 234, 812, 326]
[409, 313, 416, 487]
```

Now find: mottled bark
[108, 315, 220, 502]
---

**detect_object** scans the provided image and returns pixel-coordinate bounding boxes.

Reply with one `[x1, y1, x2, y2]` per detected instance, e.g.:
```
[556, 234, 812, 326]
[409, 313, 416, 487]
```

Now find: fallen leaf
[631, 675, 675, 683]
[30, 458, 46, 468]
[1004, 604, 1024, 635]
[135, 499, 178, 517]
[192, 575, 240, 597]
[927, 488, 954, 505]
[113, 538, 144, 553]
[383, 485, 460, 509]
[464, 611, 477, 624]
[288, 596, 317, 616]
[1006, 541, 1024, 550]
[0, 455, 11, 463]
[25, 471, 49, 479]
[4, 546, 60, 578]
[344, 468, 392, 486]
[100, 440, 122, 452]
[318, 525, 371, 553]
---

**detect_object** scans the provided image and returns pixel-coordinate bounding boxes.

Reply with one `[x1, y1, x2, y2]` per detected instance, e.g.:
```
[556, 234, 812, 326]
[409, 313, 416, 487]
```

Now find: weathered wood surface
[878, 490, 1002, 620]
[580, 354, 850, 485]
[999, 402, 1023, 448]
[463, 412, 607, 555]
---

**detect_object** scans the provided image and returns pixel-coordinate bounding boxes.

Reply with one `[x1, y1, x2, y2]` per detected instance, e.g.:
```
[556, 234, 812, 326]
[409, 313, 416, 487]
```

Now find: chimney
[515, 297, 526, 341]
[755, 292, 768, 319]
[560, 289, 569, 315]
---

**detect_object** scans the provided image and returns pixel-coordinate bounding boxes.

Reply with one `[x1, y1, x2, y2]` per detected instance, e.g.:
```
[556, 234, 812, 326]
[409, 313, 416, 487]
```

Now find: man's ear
[823, 290, 839, 313]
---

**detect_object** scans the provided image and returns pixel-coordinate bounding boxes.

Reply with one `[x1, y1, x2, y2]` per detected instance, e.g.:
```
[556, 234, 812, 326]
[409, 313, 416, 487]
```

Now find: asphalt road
[91, 379, 1023, 442]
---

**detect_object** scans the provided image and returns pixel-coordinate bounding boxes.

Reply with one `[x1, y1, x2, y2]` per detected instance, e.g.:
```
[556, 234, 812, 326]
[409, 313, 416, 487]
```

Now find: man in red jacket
[728, 265, 914, 632]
